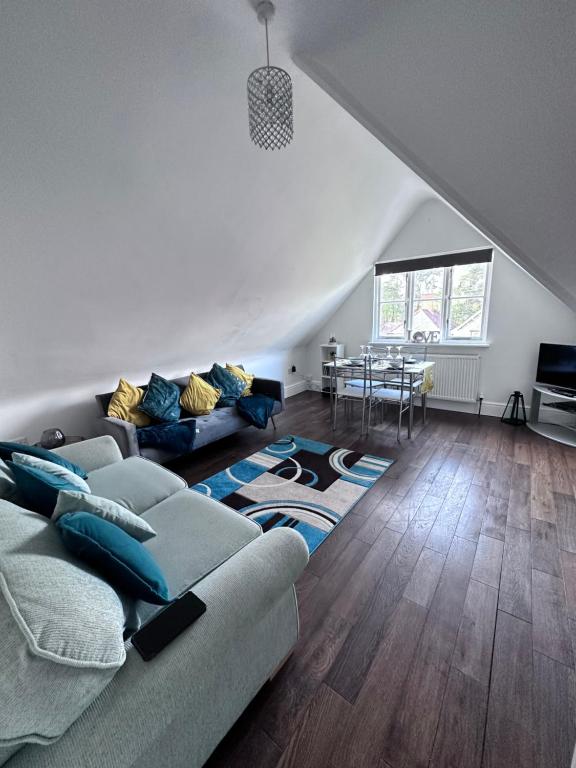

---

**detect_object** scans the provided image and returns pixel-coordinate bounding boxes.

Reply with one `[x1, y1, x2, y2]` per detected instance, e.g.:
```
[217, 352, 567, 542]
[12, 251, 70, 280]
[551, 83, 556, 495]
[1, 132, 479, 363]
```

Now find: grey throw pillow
[53, 490, 157, 542]
[0, 501, 127, 746]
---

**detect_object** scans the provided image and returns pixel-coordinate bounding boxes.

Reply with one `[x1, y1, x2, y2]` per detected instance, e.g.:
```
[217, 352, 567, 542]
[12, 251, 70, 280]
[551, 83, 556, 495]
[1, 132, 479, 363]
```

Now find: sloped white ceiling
[0, 0, 431, 402]
[285, 0, 576, 310]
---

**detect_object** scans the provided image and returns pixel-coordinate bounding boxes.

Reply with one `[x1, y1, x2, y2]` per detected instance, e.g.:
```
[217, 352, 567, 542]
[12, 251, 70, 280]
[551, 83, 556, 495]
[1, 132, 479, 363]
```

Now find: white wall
[0, 1, 431, 441]
[306, 199, 576, 415]
[293, 0, 576, 310]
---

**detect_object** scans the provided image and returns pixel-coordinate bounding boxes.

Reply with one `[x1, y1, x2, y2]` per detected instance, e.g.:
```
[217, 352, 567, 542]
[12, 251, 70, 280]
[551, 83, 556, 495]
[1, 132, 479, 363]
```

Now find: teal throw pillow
[0, 441, 88, 479]
[56, 512, 171, 605]
[138, 373, 181, 423]
[8, 461, 89, 518]
[11, 453, 91, 492]
[204, 363, 245, 407]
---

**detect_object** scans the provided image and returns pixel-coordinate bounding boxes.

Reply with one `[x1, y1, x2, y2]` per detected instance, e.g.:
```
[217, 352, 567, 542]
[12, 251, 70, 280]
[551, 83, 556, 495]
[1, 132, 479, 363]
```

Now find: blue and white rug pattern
[190, 435, 393, 554]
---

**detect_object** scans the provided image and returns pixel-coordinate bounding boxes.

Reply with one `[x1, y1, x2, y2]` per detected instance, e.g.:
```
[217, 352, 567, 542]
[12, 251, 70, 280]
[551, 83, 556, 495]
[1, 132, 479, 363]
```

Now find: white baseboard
[285, 379, 309, 398]
[309, 380, 575, 425]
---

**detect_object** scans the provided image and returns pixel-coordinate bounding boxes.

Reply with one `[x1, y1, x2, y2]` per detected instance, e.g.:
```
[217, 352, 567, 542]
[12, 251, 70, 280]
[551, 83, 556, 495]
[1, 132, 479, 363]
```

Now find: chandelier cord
[265, 18, 270, 68]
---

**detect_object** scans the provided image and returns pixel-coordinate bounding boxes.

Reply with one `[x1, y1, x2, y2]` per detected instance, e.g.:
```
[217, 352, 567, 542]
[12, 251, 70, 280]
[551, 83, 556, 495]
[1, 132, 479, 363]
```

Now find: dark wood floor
[170, 391, 576, 768]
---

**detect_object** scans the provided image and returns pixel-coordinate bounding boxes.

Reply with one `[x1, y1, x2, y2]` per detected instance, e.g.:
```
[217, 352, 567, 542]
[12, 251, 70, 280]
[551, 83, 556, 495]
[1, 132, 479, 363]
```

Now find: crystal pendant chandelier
[247, 1, 293, 150]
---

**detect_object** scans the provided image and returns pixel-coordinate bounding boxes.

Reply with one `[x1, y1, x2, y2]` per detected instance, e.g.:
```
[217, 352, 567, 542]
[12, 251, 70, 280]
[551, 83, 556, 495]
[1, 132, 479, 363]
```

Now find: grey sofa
[0, 436, 308, 768]
[95, 373, 285, 462]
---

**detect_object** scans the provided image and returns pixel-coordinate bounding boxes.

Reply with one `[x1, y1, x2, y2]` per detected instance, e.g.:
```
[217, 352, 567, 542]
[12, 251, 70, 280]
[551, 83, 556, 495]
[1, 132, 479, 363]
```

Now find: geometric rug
[190, 435, 394, 555]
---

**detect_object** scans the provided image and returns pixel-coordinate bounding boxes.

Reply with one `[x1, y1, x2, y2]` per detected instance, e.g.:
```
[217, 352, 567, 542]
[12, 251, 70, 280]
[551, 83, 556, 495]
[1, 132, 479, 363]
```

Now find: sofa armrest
[9, 528, 309, 768]
[97, 417, 140, 459]
[251, 378, 285, 409]
[52, 435, 124, 472]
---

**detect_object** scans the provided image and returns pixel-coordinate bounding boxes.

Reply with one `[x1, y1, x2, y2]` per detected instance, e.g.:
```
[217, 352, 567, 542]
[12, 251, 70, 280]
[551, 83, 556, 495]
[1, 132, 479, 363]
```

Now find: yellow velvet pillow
[180, 374, 221, 416]
[226, 363, 254, 397]
[107, 378, 151, 427]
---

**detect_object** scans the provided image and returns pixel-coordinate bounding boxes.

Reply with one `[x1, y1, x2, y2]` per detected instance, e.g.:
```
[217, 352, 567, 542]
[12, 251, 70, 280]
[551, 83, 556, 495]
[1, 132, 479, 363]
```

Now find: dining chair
[331, 355, 412, 440]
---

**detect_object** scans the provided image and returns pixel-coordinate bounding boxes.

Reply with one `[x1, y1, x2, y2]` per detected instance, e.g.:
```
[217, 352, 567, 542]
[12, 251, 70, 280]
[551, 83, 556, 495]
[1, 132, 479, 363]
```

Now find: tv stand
[527, 384, 576, 447]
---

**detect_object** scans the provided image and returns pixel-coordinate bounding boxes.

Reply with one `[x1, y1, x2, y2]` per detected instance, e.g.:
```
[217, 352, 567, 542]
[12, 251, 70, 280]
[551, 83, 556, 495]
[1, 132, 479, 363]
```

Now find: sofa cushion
[179, 373, 221, 416]
[53, 490, 156, 542]
[0, 459, 18, 502]
[138, 373, 181, 423]
[56, 513, 171, 605]
[204, 363, 245, 407]
[137, 489, 260, 619]
[87, 456, 186, 515]
[7, 460, 89, 518]
[12, 452, 91, 492]
[0, 501, 126, 745]
[0, 441, 88, 479]
[107, 378, 151, 427]
[226, 363, 254, 396]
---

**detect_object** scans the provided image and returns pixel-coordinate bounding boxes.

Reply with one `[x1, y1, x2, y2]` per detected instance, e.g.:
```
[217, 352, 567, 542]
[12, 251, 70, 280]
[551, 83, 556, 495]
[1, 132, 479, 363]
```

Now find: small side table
[34, 436, 85, 448]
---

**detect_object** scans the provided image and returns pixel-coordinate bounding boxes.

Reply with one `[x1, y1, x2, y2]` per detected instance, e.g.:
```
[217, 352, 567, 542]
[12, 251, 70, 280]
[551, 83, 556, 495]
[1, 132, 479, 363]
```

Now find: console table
[527, 384, 576, 447]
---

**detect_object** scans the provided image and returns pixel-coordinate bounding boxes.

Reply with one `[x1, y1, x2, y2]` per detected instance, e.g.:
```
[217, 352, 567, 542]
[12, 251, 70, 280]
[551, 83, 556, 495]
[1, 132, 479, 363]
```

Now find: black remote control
[132, 591, 206, 661]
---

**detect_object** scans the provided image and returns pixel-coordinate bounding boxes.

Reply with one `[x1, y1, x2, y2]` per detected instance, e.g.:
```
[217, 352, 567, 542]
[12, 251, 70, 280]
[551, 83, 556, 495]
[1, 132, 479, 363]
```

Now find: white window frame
[372, 260, 492, 344]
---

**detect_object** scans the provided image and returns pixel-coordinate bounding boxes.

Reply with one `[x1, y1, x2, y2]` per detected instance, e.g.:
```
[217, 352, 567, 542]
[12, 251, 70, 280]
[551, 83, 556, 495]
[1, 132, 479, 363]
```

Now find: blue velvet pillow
[0, 442, 88, 479]
[56, 512, 171, 605]
[7, 461, 88, 518]
[204, 363, 245, 408]
[236, 394, 275, 429]
[137, 421, 197, 454]
[138, 373, 181, 423]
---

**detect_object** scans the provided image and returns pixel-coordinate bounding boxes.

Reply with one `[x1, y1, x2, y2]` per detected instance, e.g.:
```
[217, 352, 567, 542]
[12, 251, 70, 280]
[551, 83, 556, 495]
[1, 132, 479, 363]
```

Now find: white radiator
[426, 354, 480, 402]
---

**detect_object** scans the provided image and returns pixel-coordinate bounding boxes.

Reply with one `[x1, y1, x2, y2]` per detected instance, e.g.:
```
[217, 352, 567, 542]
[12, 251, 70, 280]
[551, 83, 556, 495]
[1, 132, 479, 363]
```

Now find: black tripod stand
[501, 390, 527, 426]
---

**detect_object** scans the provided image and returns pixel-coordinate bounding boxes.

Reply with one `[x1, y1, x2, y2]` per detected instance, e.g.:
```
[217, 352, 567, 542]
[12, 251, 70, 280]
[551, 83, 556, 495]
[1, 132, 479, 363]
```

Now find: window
[373, 253, 491, 343]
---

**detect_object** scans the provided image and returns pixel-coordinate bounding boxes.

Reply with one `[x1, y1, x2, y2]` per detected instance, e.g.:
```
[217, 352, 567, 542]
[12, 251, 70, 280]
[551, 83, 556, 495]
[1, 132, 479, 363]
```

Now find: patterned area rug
[190, 435, 394, 554]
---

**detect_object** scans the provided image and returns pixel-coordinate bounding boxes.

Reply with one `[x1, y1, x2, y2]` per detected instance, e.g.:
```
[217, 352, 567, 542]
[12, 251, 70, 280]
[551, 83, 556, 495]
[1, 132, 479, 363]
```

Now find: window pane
[449, 298, 483, 338]
[378, 273, 407, 302]
[379, 302, 406, 337]
[414, 268, 443, 299]
[451, 263, 486, 297]
[411, 299, 442, 336]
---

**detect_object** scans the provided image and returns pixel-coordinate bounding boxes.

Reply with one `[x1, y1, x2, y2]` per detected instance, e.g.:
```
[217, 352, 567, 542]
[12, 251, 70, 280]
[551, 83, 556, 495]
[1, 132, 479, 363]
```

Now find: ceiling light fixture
[247, 1, 293, 150]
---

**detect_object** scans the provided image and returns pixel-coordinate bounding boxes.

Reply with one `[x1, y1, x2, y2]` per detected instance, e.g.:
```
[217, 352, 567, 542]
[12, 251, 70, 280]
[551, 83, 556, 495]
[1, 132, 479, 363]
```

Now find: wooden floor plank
[403, 546, 446, 608]
[426, 480, 470, 554]
[453, 579, 498, 686]
[326, 502, 439, 703]
[331, 526, 402, 625]
[533, 651, 576, 768]
[561, 549, 576, 620]
[471, 533, 504, 589]
[555, 491, 576, 553]
[499, 525, 532, 622]
[331, 598, 428, 768]
[481, 496, 508, 541]
[381, 536, 477, 768]
[431, 667, 488, 768]
[482, 611, 534, 768]
[275, 684, 350, 768]
[531, 518, 561, 577]
[511, 461, 532, 493]
[532, 568, 574, 667]
[455, 483, 489, 543]
[531, 469, 556, 523]
[259, 609, 352, 750]
[506, 487, 531, 531]
[298, 536, 370, 640]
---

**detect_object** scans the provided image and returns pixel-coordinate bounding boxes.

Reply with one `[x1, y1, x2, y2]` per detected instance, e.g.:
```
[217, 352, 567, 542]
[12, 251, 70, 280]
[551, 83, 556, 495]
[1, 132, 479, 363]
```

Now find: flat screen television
[536, 343, 576, 393]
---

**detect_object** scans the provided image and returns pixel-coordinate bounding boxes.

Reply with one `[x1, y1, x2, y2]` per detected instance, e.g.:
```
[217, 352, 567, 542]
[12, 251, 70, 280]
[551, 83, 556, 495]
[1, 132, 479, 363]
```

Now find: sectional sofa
[95, 374, 285, 463]
[0, 436, 308, 768]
